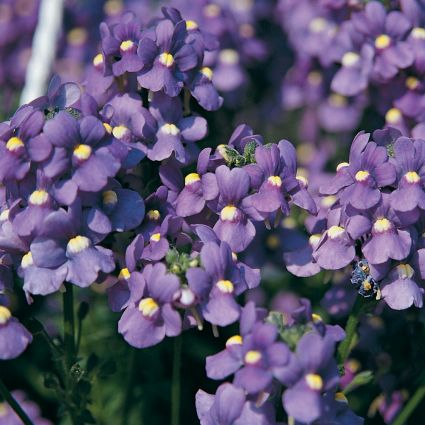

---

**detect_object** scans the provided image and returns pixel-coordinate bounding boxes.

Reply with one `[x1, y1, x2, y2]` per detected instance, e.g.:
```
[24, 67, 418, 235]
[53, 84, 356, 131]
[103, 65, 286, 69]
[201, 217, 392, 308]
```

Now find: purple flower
[100, 13, 144, 76]
[175, 148, 218, 217]
[29, 206, 115, 291]
[250, 142, 317, 216]
[118, 262, 181, 348]
[0, 108, 50, 182]
[282, 332, 339, 424]
[42, 112, 121, 197]
[0, 391, 52, 425]
[321, 132, 396, 210]
[186, 241, 243, 327]
[196, 382, 277, 425]
[350, 1, 414, 81]
[381, 263, 424, 310]
[137, 19, 198, 96]
[212, 165, 257, 252]
[147, 92, 208, 162]
[390, 136, 425, 213]
[0, 305, 32, 360]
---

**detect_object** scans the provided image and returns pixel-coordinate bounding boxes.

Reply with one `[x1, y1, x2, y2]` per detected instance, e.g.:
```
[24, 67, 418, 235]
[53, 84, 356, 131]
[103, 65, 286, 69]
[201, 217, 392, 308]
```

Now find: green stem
[392, 384, 425, 425]
[171, 335, 183, 425]
[63, 283, 76, 368]
[0, 378, 34, 425]
[337, 296, 364, 371]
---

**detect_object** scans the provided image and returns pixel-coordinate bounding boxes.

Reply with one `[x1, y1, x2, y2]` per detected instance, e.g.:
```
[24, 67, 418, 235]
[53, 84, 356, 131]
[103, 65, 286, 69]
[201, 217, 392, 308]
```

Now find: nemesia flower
[0, 304, 32, 359]
[118, 262, 181, 348]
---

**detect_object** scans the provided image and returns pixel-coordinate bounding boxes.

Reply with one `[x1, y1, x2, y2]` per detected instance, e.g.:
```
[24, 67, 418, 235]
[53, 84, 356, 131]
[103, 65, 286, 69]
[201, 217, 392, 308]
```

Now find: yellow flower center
[185, 173, 201, 186]
[6, 136, 24, 152]
[67, 235, 90, 254]
[375, 34, 391, 49]
[150, 233, 161, 242]
[411, 27, 425, 39]
[0, 209, 9, 221]
[346, 359, 361, 372]
[21, 252, 34, 269]
[73, 144, 92, 161]
[405, 171, 420, 184]
[335, 392, 348, 403]
[327, 225, 345, 239]
[373, 217, 392, 233]
[336, 162, 349, 172]
[266, 234, 280, 249]
[93, 53, 104, 67]
[406, 76, 420, 90]
[329, 93, 347, 107]
[216, 279, 234, 293]
[0, 305, 12, 325]
[120, 39, 134, 52]
[341, 51, 360, 67]
[226, 335, 243, 347]
[307, 71, 322, 85]
[103, 190, 118, 205]
[103, 122, 112, 133]
[321, 196, 336, 208]
[311, 313, 323, 323]
[161, 123, 180, 136]
[309, 234, 322, 247]
[0, 402, 7, 417]
[204, 4, 221, 18]
[200, 66, 213, 80]
[386, 108, 402, 124]
[305, 373, 323, 390]
[355, 170, 370, 182]
[159, 52, 174, 67]
[219, 49, 239, 65]
[112, 125, 130, 140]
[29, 190, 49, 206]
[186, 20, 198, 30]
[396, 263, 414, 279]
[245, 350, 262, 364]
[147, 210, 160, 220]
[67, 27, 87, 45]
[309, 17, 327, 33]
[138, 297, 159, 317]
[268, 175, 282, 187]
[220, 205, 238, 221]
[296, 175, 308, 187]
[118, 267, 131, 280]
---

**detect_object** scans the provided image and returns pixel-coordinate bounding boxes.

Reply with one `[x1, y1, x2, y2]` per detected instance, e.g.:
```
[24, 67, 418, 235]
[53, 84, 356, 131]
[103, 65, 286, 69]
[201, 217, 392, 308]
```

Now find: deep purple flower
[137, 19, 198, 96]
[321, 132, 396, 210]
[250, 142, 317, 216]
[186, 241, 243, 327]
[175, 149, 218, 216]
[118, 262, 181, 348]
[0, 305, 32, 359]
[282, 332, 339, 424]
[212, 165, 258, 252]
[0, 108, 50, 182]
[147, 92, 207, 162]
[390, 136, 425, 213]
[100, 13, 144, 76]
[196, 382, 277, 425]
[28, 206, 115, 291]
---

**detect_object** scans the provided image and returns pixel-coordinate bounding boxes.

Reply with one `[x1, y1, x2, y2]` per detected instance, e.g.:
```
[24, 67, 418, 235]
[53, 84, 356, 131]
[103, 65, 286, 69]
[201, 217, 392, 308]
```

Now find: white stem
[19, 0, 65, 105]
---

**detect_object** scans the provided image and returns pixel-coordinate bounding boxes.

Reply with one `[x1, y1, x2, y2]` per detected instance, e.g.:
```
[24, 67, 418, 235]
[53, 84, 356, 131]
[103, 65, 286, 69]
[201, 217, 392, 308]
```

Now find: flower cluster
[196, 302, 363, 424]
[279, 0, 425, 141]
[285, 129, 425, 311]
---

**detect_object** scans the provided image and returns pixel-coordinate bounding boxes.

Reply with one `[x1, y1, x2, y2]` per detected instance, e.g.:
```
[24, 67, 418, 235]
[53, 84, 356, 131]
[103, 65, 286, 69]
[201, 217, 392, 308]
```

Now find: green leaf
[342, 370, 374, 394]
